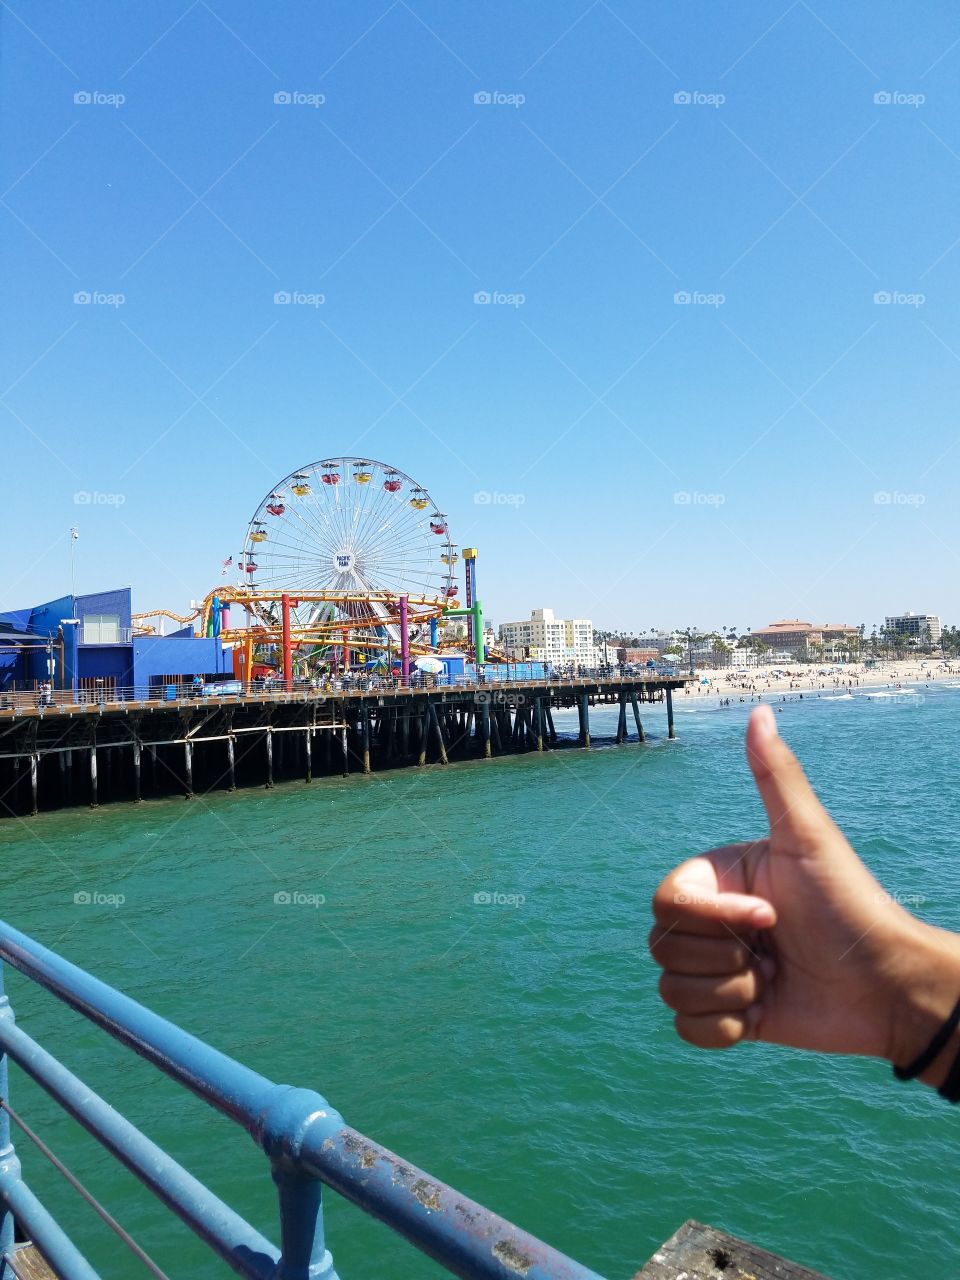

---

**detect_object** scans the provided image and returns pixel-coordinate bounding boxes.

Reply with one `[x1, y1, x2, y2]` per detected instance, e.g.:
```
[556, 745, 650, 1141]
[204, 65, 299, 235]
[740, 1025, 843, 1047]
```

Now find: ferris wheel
[240, 458, 457, 612]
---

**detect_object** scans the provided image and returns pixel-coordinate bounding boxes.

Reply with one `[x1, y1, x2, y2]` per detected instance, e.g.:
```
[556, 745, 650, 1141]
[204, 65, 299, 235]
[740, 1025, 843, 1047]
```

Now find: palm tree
[712, 635, 731, 668]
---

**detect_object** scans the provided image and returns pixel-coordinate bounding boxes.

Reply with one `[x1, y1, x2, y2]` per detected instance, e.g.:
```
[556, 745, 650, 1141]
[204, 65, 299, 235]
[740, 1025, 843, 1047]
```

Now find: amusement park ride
[133, 458, 495, 686]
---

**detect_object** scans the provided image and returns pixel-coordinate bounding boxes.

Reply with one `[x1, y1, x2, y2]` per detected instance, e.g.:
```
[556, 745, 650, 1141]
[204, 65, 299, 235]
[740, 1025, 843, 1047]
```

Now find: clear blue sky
[3, 1, 960, 634]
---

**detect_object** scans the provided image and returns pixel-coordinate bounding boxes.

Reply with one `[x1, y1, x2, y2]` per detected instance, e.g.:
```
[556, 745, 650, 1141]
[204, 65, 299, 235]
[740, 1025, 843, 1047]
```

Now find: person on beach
[649, 704, 960, 1096]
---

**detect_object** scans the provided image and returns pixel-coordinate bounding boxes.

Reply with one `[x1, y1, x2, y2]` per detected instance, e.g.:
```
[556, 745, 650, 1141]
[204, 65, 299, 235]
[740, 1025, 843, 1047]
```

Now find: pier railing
[0, 919, 606, 1280]
[0, 670, 682, 716]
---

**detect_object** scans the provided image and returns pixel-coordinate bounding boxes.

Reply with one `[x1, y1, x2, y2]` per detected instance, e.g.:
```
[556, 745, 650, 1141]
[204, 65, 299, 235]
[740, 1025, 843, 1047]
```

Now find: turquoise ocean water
[2, 683, 960, 1278]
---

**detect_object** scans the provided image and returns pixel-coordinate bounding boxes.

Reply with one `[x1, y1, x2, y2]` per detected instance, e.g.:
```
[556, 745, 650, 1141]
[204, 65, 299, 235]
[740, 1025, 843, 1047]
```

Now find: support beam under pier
[578, 694, 591, 748]
[630, 693, 645, 743]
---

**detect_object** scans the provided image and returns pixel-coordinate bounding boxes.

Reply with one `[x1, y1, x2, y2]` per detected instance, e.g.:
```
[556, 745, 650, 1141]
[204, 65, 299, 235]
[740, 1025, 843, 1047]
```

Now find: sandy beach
[680, 658, 960, 702]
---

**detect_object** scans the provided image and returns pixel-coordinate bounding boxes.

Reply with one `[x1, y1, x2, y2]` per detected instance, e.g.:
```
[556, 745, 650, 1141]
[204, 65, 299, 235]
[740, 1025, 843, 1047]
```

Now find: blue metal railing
[0, 921, 607, 1280]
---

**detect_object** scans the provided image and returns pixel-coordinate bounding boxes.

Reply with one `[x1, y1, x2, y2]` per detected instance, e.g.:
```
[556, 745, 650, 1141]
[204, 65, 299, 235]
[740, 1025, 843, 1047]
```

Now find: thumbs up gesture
[649, 705, 960, 1079]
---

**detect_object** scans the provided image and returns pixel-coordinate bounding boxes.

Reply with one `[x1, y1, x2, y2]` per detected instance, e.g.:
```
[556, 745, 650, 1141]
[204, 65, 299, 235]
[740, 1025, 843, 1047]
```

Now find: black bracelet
[939, 1044, 960, 1103]
[893, 995, 960, 1081]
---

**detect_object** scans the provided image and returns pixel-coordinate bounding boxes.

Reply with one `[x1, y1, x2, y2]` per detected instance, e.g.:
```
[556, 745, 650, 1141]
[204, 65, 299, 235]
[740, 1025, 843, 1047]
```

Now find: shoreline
[679, 658, 960, 704]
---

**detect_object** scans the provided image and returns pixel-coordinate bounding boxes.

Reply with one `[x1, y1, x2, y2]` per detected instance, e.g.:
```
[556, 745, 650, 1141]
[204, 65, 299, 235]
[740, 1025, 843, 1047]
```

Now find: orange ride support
[281, 595, 299, 691]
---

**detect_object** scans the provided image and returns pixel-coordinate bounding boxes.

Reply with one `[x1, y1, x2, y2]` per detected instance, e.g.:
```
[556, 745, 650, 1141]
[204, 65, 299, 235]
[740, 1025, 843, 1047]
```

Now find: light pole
[69, 527, 79, 599]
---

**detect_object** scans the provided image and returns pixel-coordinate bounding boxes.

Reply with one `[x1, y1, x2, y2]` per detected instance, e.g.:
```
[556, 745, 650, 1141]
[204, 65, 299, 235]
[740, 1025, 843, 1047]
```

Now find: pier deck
[0, 675, 689, 817]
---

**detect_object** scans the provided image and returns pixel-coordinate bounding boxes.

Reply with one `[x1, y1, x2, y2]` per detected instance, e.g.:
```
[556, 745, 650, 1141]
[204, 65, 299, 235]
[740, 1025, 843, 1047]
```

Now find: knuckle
[676, 1014, 743, 1050]
[674, 1014, 737, 1050]
[729, 942, 750, 970]
[658, 971, 683, 1010]
[647, 926, 666, 962]
[719, 969, 753, 1001]
[714, 1015, 747, 1048]
[675, 1016, 702, 1047]
[652, 882, 678, 924]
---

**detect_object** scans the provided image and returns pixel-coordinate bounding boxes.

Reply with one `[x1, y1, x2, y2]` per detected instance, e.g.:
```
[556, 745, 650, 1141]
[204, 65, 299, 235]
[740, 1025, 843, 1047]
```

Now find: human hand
[649, 705, 960, 1078]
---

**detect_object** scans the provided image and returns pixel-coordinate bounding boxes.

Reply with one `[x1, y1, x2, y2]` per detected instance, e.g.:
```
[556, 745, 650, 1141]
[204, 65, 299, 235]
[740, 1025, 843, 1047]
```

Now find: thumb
[745, 704, 834, 849]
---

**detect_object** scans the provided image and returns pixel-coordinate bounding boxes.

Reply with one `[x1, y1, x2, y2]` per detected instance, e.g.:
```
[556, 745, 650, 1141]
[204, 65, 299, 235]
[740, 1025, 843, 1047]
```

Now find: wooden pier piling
[183, 740, 194, 798]
[361, 705, 371, 774]
[0, 675, 688, 817]
[578, 693, 591, 748]
[616, 693, 627, 744]
[630, 692, 645, 742]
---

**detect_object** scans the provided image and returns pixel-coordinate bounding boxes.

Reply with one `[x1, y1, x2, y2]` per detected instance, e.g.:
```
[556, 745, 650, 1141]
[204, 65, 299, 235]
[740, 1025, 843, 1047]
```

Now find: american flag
[221, 556, 233, 575]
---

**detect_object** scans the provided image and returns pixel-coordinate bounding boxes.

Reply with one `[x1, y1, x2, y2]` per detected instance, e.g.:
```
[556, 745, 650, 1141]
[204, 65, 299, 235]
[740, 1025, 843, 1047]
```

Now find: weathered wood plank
[6, 1242, 58, 1279]
[634, 1220, 833, 1280]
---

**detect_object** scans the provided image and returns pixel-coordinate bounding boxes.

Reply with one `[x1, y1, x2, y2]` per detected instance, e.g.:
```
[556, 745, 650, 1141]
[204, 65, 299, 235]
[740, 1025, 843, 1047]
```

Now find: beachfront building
[749, 620, 859, 661]
[617, 646, 660, 665]
[498, 608, 599, 668]
[884, 611, 942, 647]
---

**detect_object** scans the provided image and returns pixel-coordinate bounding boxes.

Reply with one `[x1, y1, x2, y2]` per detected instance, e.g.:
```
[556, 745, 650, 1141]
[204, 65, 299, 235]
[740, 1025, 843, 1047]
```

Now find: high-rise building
[498, 608, 598, 666]
[884, 612, 942, 645]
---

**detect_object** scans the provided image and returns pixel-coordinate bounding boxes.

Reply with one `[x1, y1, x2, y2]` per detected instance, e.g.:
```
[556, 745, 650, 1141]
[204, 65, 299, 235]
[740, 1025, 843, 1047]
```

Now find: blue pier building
[0, 587, 232, 698]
